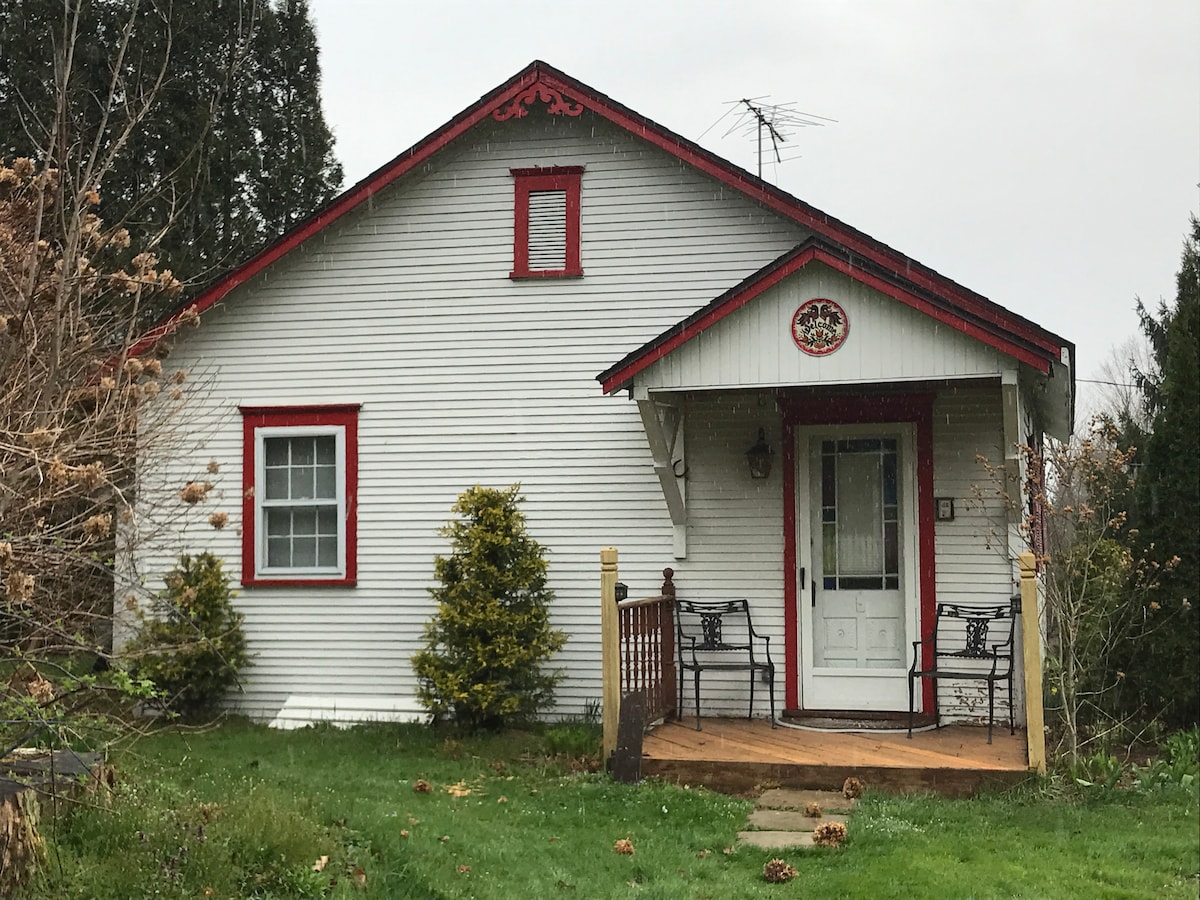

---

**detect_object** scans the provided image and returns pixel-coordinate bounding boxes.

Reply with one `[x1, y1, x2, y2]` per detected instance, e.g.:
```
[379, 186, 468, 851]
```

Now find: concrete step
[755, 788, 857, 813]
[737, 830, 816, 849]
[746, 809, 849, 831]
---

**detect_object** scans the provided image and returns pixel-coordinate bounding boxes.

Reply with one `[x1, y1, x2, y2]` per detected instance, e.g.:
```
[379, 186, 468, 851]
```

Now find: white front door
[798, 425, 919, 711]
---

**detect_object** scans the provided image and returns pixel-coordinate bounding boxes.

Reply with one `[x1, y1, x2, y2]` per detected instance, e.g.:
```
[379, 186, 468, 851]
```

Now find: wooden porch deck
[641, 718, 1031, 796]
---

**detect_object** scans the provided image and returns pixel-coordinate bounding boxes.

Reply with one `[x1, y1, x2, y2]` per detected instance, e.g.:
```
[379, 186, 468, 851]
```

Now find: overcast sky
[307, 0, 1199, 412]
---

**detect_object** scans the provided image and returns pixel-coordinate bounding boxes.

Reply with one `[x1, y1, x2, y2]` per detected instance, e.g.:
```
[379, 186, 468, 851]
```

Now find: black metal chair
[908, 600, 1016, 743]
[675, 599, 775, 731]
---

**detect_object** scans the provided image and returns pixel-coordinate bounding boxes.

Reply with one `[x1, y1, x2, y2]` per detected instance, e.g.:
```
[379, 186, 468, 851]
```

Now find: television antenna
[701, 97, 836, 180]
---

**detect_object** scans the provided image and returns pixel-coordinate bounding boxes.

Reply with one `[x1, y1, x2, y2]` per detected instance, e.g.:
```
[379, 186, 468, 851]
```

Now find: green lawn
[29, 720, 1200, 899]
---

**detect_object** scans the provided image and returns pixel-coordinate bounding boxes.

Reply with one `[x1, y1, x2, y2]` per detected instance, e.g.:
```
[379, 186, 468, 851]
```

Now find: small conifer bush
[413, 484, 566, 731]
[126, 553, 249, 715]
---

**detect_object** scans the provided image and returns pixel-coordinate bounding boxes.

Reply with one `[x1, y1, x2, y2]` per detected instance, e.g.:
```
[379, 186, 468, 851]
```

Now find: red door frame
[780, 392, 936, 712]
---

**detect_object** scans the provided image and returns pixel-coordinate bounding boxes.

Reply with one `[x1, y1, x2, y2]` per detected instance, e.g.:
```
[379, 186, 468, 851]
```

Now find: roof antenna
[700, 97, 836, 181]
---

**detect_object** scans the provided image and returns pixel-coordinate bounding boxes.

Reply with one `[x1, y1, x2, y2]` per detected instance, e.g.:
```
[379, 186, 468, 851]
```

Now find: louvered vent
[527, 189, 568, 270]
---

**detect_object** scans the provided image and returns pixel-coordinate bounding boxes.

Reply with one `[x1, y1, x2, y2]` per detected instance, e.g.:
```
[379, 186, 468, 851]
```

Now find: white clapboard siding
[639, 264, 1005, 391]
[129, 111, 809, 724]
[929, 383, 1023, 724]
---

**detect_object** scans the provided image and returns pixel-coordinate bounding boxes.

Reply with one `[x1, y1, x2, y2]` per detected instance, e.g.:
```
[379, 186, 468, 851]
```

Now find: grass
[25, 720, 1200, 899]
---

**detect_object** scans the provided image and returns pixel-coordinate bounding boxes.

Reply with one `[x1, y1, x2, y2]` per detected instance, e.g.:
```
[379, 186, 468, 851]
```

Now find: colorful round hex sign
[791, 298, 849, 356]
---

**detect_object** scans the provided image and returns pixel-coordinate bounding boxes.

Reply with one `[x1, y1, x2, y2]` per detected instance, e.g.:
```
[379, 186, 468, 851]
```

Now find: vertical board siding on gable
[131, 112, 808, 723]
[640, 265, 1004, 391]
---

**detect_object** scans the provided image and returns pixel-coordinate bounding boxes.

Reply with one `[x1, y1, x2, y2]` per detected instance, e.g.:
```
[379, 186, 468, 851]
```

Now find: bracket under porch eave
[634, 387, 687, 558]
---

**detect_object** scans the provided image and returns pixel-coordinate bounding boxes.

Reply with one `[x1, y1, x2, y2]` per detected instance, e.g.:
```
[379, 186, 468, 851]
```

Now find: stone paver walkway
[737, 788, 857, 849]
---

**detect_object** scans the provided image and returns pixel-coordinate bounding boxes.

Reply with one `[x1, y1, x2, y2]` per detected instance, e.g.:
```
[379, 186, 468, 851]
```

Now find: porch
[598, 548, 1046, 795]
[640, 717, 1029, 797]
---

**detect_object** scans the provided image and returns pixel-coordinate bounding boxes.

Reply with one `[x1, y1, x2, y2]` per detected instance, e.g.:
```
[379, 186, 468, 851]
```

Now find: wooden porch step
[747, 809, 848, 830]
[737, 830, 816, 849]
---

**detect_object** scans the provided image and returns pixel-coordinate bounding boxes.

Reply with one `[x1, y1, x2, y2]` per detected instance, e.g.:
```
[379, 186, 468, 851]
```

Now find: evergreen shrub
[413, 485, 566, 730]
[126, 553, 249, 715]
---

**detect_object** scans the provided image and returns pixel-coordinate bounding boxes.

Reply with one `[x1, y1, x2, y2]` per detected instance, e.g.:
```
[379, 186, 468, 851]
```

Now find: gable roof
[597, 236, 1074, 393]
[132, 59, 1074, 401]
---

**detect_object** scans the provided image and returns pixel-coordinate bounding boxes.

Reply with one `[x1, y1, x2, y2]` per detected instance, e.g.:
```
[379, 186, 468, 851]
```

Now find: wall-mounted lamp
[746, 428, 773, 479]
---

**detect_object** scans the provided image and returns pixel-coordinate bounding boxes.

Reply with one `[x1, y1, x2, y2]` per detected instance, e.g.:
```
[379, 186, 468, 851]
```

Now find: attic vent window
[511, 166, 582, 278]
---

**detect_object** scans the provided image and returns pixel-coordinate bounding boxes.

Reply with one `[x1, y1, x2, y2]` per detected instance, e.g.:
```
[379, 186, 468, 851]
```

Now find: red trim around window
[510, 166, 583, 278]
[240, 404, 360, 587]
[780, 392, 936, 712]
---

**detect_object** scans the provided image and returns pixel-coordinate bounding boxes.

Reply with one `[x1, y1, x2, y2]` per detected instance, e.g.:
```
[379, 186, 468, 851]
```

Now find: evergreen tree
[413, 485, 567, 731]
[1128, 217, 1200, 727]
[0, 0, 342, 295]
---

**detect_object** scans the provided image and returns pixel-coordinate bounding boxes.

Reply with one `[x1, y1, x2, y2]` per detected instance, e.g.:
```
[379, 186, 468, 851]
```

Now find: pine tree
[1128, 216, 1200, 727]
[412, 485, 567, 731]
[0, 0, 342, 295]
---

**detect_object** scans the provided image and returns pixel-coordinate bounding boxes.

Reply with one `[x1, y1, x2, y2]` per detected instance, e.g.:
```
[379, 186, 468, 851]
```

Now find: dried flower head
[208, 512, 229, 530]
[412, 779, 432, 794]
[27, 675, 55, 705]
[613, 838, 634, 855]
[804, 801, 823, 817]
[178, 481, 213, 504]
[5, 570, 34, 604]
[172, 369, 187, 384]
[123, 358, 144, 379]
[842, 776, 863, 799]
[0, 542, 13, 565]
[25, 428, 54, 448]
[47, 456, 70, 484]
[72, 461, 106, 491]
[178, 305, 201, 328]
[763, 858, 798, 883]
[813, 821, 847, 848]
[83, 513, 113, 539]
[141, 380, 161, 397]
[207, 459, 221, 474]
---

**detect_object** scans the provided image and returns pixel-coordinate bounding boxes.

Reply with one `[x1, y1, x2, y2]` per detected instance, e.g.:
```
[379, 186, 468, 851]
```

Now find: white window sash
[254, 424, 347, 578]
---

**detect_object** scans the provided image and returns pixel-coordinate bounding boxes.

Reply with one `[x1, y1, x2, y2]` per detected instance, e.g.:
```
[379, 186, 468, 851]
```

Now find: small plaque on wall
[936, 497, 955, 521]
[791, 298, 849, 356]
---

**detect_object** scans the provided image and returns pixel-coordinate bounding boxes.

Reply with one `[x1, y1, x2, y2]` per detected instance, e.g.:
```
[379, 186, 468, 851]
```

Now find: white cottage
[126, 61, 1073, 736]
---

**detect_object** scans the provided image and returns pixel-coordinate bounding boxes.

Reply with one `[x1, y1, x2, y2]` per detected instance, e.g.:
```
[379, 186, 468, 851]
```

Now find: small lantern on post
[746, 428, 773, 479]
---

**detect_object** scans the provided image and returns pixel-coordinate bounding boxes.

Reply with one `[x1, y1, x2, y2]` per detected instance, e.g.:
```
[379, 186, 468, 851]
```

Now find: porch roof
[596, 236, 1075, 431]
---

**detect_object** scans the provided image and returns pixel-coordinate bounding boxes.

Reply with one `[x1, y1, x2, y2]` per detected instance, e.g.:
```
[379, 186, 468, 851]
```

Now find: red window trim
[240, 404, 360, 587]
[779, 392, 936, 713]
[510, 166, 583, 278]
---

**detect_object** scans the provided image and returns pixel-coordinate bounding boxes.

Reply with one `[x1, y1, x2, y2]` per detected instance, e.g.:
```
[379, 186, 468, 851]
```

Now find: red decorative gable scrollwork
[493, 81, 584, 121]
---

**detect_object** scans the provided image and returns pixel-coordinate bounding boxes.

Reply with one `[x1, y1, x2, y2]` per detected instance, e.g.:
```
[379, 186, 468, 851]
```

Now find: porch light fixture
[746, 428, 773, 479]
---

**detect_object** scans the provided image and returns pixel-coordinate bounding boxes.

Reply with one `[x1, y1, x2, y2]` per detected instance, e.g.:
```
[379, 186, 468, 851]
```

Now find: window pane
[315, 465, 337, 499]
[317, 537, 338, 567]
[315, 435, 336, 465]
[292, 536, 317, 567]
[264, 438, 289, 467]
[317, 507, 338, 535]
[884, 522, 899, 575]
[290, 466, 315, 500]
[883, 451, 898, 506]
[267, 537, 291, 568]
[292, 438, 315, 465]
[835, 451, 883, 576]
[266, 508, 291, 537]
[822, 523, 837, 577]
[265, 468, 289, 500]
[292, 508, 317, 536]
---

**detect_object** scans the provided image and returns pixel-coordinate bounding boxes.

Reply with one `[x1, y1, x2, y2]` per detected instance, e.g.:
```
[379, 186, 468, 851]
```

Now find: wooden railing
[600, 549, 678, 760]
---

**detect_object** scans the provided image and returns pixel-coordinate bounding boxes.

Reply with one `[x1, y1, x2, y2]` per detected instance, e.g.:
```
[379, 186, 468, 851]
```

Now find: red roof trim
[599, 242, 1053, 394]
[132, 60, 1068, 372]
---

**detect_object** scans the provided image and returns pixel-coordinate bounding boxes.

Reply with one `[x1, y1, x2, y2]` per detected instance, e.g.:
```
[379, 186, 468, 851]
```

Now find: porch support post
[600, 547, 620, 762]
[1001, 371, 1022, 524]
[1019, 551, 1046, 773]
[634, 387, 687, 558]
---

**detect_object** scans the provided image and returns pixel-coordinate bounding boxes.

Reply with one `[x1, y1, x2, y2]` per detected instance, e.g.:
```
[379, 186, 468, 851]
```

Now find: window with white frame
[240, 406, 358, 586]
